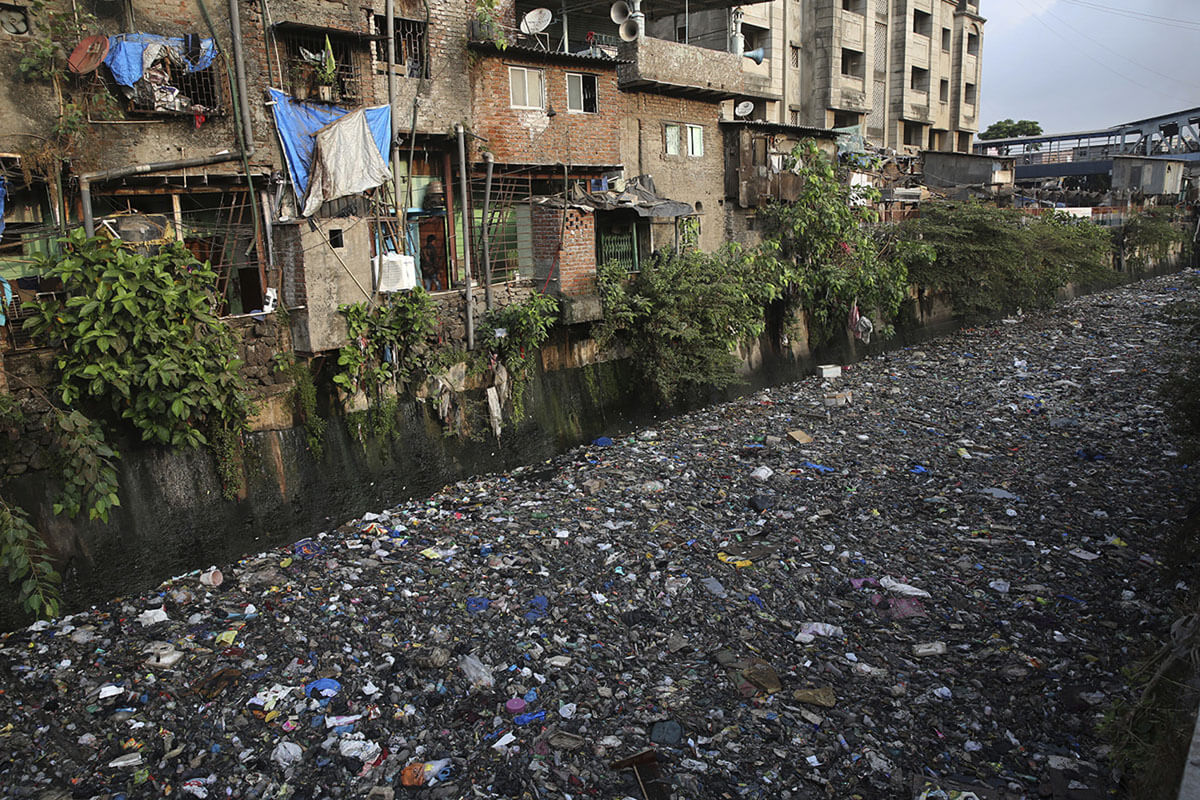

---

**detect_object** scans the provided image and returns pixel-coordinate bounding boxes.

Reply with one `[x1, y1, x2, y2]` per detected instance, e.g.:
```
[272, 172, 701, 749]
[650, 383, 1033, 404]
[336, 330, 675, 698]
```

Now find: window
[903, 121, 925, 146]
[676, 24, 686, 42]
[841, 0, 865, 12]
[372, 15, 428, 78]
[967, 31, 979, 56]
[964, 81, 976, 105]
[910, 66, 929, 92]
[789, 109, 801, 126]
[0, 2, 30, 35]
[841, 48, 864, 78]
[665, 123, 681, 155]
[790, 44, 800, 69]
[913, 9, 932, 37]
[280, 28, 365, 105]
[328, 228, 344, 248]
[566, 72, 597, 113]
[666, 123, 703, 156]
[509, 66, 544, 109]
[941, 27, 951, 51]
[833, 110, 860, 128]
[939, 78, 949, 103]
[128, 58, 223, 114]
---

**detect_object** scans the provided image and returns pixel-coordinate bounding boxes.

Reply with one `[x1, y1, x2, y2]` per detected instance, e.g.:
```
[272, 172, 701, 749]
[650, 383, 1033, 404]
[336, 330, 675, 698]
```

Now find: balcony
[617, 37, 774, 100]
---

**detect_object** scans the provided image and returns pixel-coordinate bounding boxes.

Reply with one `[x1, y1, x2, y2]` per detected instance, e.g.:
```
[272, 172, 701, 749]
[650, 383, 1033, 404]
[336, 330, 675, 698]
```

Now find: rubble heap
[2, 273, 1197, 799]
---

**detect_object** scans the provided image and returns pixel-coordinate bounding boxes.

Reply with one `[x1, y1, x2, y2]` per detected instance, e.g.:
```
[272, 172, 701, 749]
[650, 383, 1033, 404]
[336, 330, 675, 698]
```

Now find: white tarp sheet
[302, 109, 391, 217]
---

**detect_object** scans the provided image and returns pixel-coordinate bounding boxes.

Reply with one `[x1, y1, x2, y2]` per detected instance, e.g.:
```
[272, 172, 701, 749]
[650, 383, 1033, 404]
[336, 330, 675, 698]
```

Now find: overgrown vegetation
[597, 141, 911, 404]
[276, 356, 327, 457]
[595, 248, 767, 405]
[1118, 207, 1191, 276]
[900, 202, 1116, 320]
[334, 289, 437, 400]
[756, 142, 910, 346]
[0, 233, 254, 618]
[478, 292, 560, 420]
[25, 231, 252, 459]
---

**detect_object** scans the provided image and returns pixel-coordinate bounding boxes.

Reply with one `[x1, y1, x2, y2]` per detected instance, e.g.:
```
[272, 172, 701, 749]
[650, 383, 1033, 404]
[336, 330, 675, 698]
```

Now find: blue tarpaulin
[104, 34, 217, 88]
[267, 88, 391, 205]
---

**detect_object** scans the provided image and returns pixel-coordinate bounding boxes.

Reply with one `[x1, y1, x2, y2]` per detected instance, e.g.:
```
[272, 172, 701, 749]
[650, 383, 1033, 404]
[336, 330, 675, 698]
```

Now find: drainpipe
[385, 0, 403, 228]
[481, 152, 494, 311]
[455, 123, 475, 350]
[83, 0, 256, 235]
[227, 0, 253, 150]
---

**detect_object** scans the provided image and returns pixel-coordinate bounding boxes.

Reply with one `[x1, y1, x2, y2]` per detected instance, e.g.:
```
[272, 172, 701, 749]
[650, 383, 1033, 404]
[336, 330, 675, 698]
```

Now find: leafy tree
[980, 119, 1042, 140]
[756, 141, 909, 346]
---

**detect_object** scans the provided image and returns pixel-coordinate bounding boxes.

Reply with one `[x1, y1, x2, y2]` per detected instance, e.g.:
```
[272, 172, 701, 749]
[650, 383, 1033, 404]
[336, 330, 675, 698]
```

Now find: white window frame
[686, 124, 704, 157]
[509, 66, 544, 110]
[664, 123, 681, 155]
[565, 72, 597, 113]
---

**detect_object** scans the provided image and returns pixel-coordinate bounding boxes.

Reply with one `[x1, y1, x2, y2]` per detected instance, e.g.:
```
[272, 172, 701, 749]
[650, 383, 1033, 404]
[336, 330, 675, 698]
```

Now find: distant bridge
[973, 105, 1200, 182]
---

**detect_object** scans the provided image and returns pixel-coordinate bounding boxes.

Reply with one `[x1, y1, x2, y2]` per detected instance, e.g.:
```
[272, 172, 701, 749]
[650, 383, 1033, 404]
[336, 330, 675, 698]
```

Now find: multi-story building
[650, 0, 985, 152]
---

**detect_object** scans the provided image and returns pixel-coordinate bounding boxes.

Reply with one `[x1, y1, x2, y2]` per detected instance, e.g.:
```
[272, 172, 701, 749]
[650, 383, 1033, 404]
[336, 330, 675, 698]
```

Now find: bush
[901, 203, 1115, 320]
[595, 248, 765, 405]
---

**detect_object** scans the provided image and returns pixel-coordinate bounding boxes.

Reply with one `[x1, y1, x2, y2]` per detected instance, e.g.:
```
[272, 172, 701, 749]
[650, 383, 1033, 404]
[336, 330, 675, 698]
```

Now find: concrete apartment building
[650, 0, 985, 152]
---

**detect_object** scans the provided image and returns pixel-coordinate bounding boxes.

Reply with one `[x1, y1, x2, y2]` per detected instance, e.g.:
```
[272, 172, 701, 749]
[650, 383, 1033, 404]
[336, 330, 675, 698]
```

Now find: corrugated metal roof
[719, 119, 838, 139]
[467, 40, 628, 65]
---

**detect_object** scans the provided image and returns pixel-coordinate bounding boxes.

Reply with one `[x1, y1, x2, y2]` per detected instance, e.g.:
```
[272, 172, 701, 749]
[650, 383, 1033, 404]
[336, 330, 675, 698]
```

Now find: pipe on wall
[456, 123, 475, 350]
[82, 0, 257, 236]
[481, 151, 494, 311]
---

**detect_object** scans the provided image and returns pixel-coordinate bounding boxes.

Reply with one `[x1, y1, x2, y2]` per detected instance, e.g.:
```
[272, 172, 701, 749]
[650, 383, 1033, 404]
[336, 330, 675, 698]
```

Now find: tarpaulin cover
[551, 174, 693, 218]
[267, 88, 391, 211]
[104, 34, 217, 88]
[302, 109, 392, 217]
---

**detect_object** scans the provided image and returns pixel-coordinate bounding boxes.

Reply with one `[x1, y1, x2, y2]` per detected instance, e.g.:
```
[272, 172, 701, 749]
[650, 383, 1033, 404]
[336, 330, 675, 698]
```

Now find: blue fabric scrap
[266, 88, 390, 203]
[104, 34, 217, 88]
[524, 595, 549, 621]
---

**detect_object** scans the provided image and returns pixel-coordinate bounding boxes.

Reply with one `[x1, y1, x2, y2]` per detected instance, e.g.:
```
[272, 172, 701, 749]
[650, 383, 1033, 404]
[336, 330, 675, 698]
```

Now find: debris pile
[1, 274, 1196, 798]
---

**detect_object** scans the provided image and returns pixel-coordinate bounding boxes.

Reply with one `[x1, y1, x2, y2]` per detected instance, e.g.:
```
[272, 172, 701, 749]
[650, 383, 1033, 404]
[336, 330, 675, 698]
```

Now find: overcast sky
[980, 0, 1200, 134]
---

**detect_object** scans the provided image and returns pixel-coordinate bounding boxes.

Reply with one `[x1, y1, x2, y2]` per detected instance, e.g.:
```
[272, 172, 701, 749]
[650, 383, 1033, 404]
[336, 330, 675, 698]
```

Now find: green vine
[478, 292, 559, 421]
[276, 356, 326, 457]
[0, 500, 60, 619]
[474, 0, 509, 49]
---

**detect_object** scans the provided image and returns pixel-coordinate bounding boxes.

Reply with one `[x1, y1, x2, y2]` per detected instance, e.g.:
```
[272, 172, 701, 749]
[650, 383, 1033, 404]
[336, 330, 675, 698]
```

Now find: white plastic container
[817, 364, 842, 379]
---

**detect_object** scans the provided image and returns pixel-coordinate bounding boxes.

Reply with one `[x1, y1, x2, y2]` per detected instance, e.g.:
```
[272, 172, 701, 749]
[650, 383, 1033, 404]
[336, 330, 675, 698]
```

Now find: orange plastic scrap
[400, 762, 426, 787]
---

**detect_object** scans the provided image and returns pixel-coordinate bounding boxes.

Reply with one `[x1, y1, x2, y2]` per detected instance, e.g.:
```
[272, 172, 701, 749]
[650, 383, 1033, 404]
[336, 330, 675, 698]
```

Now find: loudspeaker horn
[743, 47, 765, 65]
[610, 1, 630, 24]
[618, 18, 639, 41]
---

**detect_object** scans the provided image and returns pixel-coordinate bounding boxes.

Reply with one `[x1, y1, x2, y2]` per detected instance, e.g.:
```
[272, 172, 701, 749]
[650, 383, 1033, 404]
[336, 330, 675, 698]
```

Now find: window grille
[280, 28, 365, 105]
[373, 15, 428, 78]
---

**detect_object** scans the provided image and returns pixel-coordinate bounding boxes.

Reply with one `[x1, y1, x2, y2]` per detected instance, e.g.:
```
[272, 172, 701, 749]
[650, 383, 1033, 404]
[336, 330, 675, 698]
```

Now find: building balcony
[617, 37, 776, 100]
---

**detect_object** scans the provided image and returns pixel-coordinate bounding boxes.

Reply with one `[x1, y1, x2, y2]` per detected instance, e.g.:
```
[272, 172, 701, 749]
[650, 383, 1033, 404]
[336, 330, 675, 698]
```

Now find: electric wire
[1056, 0, 1200, 32]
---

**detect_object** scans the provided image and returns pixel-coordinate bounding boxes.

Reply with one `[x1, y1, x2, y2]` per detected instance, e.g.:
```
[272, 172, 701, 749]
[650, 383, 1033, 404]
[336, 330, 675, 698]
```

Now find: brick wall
[532, 204, 595, 297]
[618, 91, 726, 252]
[470, 53, 621, 167]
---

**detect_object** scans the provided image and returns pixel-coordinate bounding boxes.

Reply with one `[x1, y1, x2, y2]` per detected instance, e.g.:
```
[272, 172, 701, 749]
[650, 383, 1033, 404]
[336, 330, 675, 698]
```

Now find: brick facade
[470, 51, 621, 168]
[618, 91, 726, 252]
[532, 204, 595, 297]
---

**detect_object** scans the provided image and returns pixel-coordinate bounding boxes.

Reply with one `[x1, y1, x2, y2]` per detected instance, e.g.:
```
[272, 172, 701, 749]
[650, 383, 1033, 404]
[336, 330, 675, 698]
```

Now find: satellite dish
[0, 7, 29, 35]
[610, 1, 630, 24]
[68, 35, 110, 74]
[734, 100, 754, 118]
[520, 8, 553, 34]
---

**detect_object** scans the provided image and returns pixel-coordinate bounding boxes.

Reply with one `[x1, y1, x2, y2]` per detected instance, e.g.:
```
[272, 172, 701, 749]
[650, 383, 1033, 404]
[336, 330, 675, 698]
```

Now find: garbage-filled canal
[2, 273, 1197, 799]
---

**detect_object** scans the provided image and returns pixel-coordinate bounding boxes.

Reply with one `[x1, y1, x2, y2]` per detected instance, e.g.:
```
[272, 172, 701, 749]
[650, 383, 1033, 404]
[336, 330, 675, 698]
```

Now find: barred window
[279, 27, 366, 105]
[372, 15, 428, 79]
